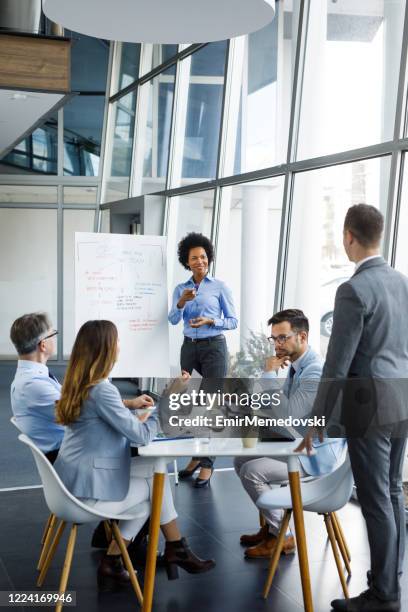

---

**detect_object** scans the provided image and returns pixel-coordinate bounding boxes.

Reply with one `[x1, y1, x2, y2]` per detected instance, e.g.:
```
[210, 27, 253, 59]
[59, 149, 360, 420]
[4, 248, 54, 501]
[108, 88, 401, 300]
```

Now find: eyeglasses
[267, 332, 297, 345]
[39, 330, 58, 343]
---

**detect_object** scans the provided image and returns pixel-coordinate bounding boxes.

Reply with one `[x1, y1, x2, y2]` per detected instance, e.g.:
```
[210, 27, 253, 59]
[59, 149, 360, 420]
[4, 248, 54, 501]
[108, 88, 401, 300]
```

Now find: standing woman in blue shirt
[168, 233, 238, 486]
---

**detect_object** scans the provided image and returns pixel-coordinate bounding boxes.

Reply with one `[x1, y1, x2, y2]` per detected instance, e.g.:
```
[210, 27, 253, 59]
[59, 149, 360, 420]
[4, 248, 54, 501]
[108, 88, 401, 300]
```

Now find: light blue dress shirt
[168, 275, 238, 339]
[10, 360, 64, 453]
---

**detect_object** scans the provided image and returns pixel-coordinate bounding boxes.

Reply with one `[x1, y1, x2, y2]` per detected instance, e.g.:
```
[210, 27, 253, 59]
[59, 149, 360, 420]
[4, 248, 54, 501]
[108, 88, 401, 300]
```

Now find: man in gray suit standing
[299, 204, 408, 612]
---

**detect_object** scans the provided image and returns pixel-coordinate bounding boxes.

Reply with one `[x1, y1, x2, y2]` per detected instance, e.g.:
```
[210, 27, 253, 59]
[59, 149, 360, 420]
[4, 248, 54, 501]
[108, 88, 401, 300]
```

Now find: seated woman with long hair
[54, 320, 215, 588]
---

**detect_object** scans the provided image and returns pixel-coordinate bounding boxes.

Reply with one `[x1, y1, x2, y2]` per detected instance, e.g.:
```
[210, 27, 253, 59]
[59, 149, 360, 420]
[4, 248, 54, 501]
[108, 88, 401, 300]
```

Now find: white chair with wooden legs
[257, 455, 354, 600]
[10, 417, 57, 571]
[18, 434, 149, 612]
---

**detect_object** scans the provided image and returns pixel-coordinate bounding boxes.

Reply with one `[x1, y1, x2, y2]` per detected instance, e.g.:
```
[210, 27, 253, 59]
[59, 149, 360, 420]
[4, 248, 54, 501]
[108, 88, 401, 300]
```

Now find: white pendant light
[43, 0, 275, 44]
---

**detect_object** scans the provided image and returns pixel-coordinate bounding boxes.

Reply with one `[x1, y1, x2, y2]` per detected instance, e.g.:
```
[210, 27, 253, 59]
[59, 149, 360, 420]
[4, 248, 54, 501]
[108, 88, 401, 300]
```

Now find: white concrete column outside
[240, 184, 270, 346]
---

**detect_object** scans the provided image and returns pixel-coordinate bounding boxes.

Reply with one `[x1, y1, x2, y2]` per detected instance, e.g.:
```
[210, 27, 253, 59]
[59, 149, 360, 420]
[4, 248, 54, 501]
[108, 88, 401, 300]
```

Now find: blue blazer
[54, 380, 159, 502]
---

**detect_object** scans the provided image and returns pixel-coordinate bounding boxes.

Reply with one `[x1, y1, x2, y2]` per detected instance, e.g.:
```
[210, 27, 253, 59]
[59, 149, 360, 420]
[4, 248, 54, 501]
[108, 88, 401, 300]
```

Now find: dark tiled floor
[2, 470, 406, 612]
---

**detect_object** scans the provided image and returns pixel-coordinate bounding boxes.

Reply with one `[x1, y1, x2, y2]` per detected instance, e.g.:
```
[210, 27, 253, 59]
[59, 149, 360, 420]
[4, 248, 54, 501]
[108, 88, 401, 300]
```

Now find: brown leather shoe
[97, 555, 133, 589]
[240, 524, 269, 547]
[245, 534, 296, 559]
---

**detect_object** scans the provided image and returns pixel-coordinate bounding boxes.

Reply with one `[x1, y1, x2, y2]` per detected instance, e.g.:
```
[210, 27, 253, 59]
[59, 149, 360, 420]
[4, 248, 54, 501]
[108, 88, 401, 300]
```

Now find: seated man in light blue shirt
[235, 309, 345, 559]
[10, 312, 64, 463]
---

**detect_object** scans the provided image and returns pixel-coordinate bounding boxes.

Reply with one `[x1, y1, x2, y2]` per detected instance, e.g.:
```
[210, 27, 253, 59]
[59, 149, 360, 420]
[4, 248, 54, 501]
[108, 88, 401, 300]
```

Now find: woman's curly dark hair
[177, 232, 215, 270]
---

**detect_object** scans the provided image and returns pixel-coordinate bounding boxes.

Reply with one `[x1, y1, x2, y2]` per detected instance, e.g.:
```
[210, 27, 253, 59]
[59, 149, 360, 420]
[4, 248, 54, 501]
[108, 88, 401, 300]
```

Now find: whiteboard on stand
[75, 232, 170, 378]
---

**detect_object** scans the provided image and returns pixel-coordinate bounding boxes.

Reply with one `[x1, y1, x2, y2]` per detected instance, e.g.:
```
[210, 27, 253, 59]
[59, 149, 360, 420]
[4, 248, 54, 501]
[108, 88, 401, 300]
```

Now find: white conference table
[138, 437, 314, 612]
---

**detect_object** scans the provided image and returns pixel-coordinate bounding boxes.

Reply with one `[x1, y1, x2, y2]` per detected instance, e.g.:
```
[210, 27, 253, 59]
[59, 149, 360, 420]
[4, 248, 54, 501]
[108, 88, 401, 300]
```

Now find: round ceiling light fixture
[43, 0, 275, 44]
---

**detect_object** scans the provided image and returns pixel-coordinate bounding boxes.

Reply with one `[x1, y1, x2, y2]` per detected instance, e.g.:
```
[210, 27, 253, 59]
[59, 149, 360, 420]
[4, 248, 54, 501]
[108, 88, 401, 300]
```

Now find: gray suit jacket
[54, 380, 159, 501]
[314, 257, 408, 430]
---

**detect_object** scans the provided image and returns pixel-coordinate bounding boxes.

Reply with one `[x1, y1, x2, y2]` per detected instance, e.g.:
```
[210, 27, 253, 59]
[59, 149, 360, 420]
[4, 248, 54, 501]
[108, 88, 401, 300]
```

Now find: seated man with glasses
[235, 309, 345, 559]
[10, 312, 63, 464]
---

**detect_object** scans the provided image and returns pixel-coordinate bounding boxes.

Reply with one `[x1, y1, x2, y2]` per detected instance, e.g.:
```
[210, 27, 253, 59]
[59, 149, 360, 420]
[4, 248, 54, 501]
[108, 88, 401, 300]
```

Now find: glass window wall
[103, 90, 137, 202]
[297, 0, 405, 159]
[112, 42, 141, 93]
[217, 177, 284, 358]
[140, 44, 178, 75]
[67, 30, 109, 93]
[284, 156, 391, 356]
[0, 114, 58, 176]
[63, 96, 105, 176]
[132, 66, 176, 195]
[171, 42, 228, 187]
[222, 1, 299, 176]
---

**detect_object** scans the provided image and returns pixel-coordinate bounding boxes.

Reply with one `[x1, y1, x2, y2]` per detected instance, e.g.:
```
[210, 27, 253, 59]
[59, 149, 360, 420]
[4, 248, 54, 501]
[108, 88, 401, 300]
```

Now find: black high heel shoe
[194, 468, 214, 488]
[164, 537, 215, 580]
[178, 461, 201, 480]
